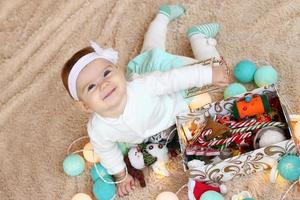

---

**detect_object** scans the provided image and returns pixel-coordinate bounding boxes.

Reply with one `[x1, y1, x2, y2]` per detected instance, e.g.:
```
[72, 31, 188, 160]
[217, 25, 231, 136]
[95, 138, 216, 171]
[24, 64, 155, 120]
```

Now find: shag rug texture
[0, 0, 300, 199]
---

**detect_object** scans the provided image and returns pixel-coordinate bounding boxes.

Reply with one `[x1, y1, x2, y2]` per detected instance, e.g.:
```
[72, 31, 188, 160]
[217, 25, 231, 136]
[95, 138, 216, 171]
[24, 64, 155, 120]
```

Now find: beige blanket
[1, 0, 299, 199]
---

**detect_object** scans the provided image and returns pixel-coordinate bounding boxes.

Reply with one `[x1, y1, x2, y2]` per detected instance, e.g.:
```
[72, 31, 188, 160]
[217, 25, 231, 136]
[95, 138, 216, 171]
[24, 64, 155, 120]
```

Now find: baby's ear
[74, 101, 93, 114]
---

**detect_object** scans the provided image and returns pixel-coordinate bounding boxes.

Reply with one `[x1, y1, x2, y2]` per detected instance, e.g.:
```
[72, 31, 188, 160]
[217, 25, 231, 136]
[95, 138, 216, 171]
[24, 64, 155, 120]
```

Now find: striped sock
[187, 23, 220, 38]
[159, 5, 186, 21]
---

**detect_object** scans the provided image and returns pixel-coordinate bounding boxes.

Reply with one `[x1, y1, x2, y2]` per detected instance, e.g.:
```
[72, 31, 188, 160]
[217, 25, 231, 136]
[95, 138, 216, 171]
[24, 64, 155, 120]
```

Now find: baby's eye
[87, 84, 96, 91]
[103, 69, 112, 78]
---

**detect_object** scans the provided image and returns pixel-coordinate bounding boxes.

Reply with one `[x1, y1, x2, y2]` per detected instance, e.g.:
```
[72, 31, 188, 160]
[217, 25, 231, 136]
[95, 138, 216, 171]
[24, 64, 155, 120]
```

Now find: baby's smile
[102, 85, 117, 100]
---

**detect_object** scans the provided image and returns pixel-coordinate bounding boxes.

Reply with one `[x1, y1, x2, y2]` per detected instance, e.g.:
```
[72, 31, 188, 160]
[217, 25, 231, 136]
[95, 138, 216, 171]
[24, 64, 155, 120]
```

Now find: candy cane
[197, 129, 213, 143]
[230, 121, 286, 134]
[216, 115, 258, 129]
[229, 118, 258, 129]
[197, 132, 252, 147]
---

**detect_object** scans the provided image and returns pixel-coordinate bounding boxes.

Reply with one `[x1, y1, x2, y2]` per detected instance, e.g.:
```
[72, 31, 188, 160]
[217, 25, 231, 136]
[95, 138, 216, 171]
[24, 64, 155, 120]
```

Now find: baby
[61, 4, 229, 197]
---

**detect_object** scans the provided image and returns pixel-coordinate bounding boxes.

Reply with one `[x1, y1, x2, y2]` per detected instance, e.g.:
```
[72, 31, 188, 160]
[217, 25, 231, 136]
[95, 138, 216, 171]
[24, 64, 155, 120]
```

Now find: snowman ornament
[128, 143, 170, 176]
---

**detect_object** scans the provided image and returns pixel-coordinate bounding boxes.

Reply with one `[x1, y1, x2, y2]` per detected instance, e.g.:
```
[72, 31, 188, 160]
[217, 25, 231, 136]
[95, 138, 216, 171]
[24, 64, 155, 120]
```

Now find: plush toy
[232, 94, 270, 120]
[124, 156, 146, 187]
[188, 178, 227, 200]
[128, 143, 170, 176]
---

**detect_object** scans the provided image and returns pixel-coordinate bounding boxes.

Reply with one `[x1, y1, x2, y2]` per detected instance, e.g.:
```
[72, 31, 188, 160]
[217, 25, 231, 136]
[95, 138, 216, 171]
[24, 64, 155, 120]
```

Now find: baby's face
[76, 58, 127, 117]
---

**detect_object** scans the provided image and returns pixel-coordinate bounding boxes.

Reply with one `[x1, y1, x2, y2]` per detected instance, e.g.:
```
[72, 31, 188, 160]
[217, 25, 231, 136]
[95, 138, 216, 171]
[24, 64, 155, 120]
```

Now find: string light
[83, 142, 100, 163]
[71, 193, 92, 200]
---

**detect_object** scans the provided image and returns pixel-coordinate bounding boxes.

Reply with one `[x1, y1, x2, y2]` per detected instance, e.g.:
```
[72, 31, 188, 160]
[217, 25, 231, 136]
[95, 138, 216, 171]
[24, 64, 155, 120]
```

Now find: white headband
[68, 41, 119, 100]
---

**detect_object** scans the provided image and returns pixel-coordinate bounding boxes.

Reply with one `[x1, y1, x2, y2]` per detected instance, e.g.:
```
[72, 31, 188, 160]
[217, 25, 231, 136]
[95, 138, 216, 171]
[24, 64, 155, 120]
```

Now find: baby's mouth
[102, 87, 116, 100]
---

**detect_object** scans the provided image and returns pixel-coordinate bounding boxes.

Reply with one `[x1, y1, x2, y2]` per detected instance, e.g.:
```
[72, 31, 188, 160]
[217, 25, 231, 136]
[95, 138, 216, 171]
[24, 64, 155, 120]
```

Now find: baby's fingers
[125, 183, 133, 194]
[117, 185, 125, 197]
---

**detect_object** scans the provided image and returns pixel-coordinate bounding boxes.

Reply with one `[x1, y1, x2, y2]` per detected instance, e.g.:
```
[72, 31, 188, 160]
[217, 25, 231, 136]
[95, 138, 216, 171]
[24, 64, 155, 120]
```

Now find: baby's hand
[212, 64, 230, 87]
[115, 173, 137, 197]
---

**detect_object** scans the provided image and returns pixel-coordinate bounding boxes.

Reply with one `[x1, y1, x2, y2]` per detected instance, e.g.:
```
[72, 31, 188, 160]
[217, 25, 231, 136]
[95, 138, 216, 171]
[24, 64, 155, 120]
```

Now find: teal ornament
[224, 83, 247, 99]
[234, 60, 257, 83]
[244, 198, 255, 200]
[200, 191, 224, 200]
[245, 96, 251, 103]
[93, 178, 116, 200]
[254, 66, 278, 87]
[118, 142, 129, 155]
[277, 155, 300, 181]
[63, 154, 85, 176]
[90, 163, 111, 182]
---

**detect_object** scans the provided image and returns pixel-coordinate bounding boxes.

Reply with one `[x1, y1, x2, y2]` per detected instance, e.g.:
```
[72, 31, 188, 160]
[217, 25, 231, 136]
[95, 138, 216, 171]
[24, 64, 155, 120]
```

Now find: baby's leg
[141, 5, 185, 53]
[187, 23, 221, 61]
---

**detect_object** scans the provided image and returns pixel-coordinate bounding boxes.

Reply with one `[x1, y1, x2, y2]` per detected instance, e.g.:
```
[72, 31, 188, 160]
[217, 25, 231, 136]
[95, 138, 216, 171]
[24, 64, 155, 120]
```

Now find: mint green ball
[254, 66, 278, 87]
[200, 191, 224, 200]
[224, 83, 247, 99]
[63, 154, 85, 176]
[234, 60, 257, 83]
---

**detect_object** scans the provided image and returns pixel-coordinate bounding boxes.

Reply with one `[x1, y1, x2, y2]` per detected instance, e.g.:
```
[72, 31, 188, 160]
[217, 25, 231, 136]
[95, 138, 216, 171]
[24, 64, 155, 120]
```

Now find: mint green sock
[159, 5, 186, 21]
[187, 23, 220, 38]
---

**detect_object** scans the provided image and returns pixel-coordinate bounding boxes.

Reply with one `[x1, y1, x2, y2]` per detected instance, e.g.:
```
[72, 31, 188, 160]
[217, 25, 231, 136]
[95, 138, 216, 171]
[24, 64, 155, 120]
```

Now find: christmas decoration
[63, 154, 85, 177]
[188, 179, 227, 200]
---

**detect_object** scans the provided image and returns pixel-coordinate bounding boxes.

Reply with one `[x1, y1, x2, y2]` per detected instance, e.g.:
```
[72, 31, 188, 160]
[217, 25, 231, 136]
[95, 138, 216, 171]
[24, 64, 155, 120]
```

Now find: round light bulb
[83, 143, 100, 163]
[293, 119, 300, 141]
[156, 191, 179, 200]
[71, 193, 92, 200]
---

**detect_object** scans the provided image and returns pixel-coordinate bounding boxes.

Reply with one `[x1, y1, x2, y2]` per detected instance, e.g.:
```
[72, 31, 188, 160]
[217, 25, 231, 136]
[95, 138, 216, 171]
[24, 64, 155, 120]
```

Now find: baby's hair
[61, 46, 94, 98]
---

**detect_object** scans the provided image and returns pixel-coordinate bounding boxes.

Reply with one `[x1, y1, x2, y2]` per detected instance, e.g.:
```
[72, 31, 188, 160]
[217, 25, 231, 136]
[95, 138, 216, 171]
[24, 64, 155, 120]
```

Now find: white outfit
[88, 65, 212, 174]
[88, 14, 219, 175]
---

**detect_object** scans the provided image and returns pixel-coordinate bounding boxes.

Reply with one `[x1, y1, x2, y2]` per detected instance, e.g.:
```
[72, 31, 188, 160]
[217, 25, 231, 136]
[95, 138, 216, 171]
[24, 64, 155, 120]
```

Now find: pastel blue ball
[200, 191, 224, 200]
[224, 83, 247, 99]
[63, 154, 85, 176]
[278, 155, 300, 181]
[234, 60, 257, 83]
[90, 163, 111, 182]
[93, 178, 116, 200]
[254, 66, 278, 87]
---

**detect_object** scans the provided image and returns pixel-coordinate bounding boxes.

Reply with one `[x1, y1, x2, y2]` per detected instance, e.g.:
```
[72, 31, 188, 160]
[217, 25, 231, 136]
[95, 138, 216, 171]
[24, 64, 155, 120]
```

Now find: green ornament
[138, 143, 157, 166]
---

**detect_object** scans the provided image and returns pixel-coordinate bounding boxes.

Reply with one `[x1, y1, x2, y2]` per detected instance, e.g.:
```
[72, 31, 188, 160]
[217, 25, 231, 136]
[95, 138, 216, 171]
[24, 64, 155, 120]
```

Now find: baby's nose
[99, 81, 109, 90]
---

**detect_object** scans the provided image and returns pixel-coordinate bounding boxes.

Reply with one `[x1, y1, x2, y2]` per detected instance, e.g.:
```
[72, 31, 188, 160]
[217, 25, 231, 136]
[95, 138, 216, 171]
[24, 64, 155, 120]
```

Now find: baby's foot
[159, 5, 186, 21]
[187, 23, 220, 38]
